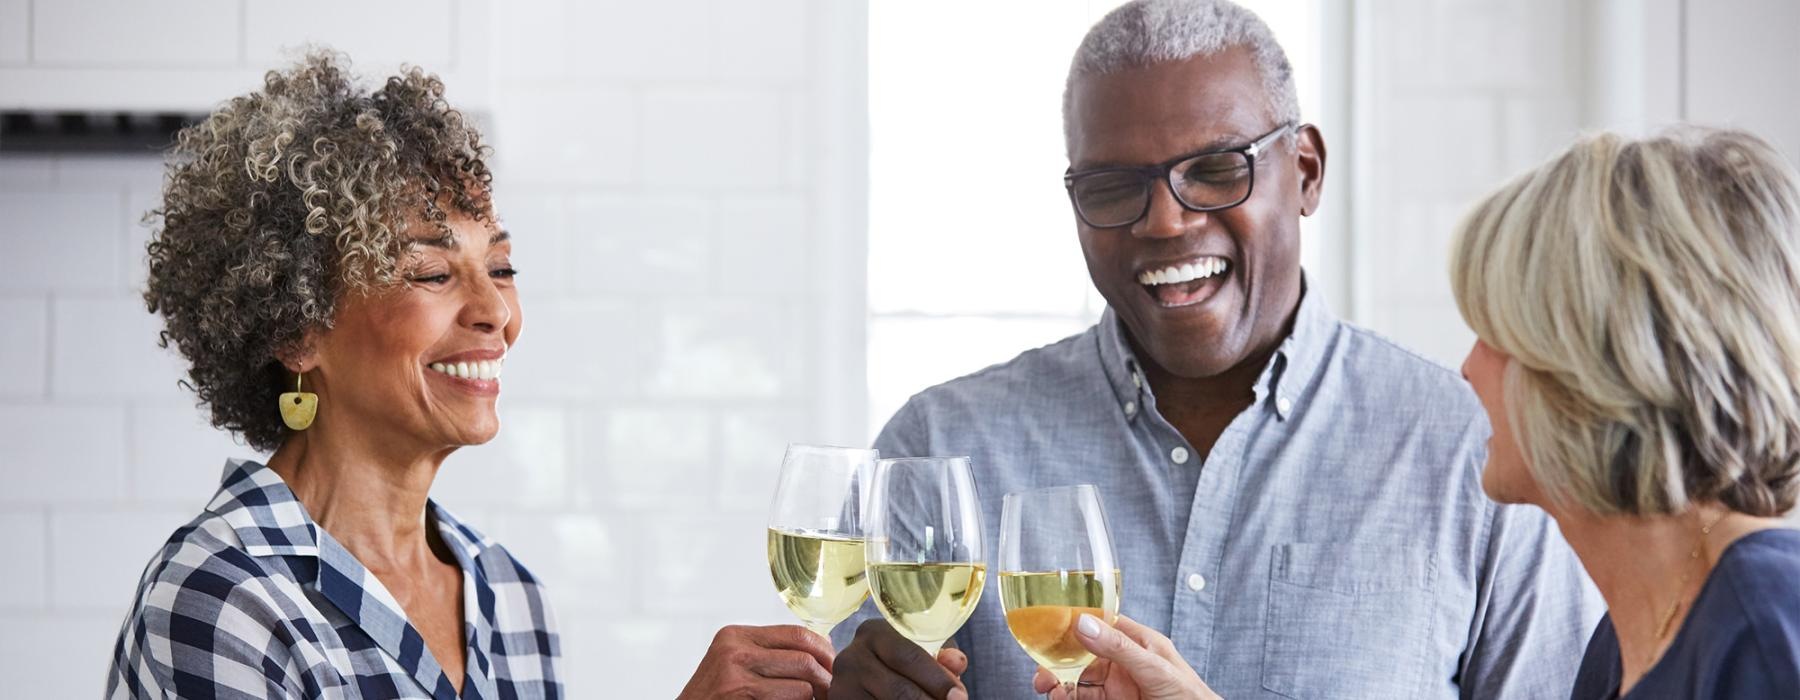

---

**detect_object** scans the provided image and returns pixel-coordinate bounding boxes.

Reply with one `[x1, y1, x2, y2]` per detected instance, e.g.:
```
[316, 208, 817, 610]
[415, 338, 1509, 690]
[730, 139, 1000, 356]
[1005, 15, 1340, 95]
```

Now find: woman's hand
[677, 625, 836, 700]
[1031, 615, 1222, 700]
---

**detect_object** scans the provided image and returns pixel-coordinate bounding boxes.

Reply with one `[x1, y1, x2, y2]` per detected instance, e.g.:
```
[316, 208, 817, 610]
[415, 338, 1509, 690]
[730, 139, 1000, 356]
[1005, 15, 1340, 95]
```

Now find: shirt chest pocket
[1261, 543, 1438, 699]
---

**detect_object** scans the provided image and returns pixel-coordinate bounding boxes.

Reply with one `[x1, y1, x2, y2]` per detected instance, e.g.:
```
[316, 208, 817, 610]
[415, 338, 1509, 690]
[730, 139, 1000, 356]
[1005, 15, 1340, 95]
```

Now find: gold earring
[279, 372, 318, 431]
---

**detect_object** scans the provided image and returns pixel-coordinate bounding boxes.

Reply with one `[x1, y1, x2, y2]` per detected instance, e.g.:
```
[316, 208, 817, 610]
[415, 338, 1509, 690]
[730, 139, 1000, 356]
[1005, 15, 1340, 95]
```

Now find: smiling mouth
[426, 357, 505, 381]
[1137, 256, 1232, 308]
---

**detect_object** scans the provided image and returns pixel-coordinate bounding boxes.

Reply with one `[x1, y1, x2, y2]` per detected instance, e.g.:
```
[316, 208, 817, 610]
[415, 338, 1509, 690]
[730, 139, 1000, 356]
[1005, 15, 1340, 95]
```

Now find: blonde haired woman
[1451, 127, 1800, 698]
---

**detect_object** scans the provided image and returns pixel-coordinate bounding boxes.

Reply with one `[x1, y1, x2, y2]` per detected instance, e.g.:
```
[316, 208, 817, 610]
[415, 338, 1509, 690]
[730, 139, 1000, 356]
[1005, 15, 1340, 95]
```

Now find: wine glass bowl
[864, 456, 988, 657]
[766, 443, 879, 638]
[998, 484, 1121, 697]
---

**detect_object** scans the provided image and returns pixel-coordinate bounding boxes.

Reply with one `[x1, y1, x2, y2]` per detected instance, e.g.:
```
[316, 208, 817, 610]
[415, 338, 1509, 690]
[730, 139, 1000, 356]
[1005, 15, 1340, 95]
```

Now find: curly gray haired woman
[108, 51, 834, 699]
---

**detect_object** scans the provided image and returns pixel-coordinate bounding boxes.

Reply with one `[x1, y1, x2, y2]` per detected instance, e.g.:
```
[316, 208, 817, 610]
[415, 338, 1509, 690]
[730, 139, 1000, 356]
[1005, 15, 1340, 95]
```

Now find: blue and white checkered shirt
[107, 459, 562, 699]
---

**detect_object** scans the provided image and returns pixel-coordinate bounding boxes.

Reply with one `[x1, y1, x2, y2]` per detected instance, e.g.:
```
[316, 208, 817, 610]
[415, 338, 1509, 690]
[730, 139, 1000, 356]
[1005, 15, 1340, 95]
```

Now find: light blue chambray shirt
[837, 289, 1602, 699]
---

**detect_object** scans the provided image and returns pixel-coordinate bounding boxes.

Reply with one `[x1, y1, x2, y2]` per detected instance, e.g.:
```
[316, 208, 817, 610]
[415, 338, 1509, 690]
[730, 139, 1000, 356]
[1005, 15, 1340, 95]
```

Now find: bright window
[867, 0, 1321, 435]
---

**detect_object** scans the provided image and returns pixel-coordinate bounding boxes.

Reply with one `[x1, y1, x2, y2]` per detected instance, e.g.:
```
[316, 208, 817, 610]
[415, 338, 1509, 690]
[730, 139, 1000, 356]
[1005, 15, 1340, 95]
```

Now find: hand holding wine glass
[1028, 615, 1220, 700]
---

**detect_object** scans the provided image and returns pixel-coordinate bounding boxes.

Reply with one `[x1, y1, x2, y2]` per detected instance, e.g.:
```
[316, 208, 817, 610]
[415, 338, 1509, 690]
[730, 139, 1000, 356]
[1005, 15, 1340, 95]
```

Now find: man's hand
[829, 619, 969, 699]
[677, 625, 836, 700]
[1031, 615, 1221, 700]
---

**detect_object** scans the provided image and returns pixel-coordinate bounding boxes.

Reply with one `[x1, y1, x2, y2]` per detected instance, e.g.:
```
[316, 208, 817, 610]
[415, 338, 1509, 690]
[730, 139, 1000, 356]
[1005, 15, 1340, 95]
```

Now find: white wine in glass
[767, 444, 879, 638]
[998, 484, 1122, 698]
[865, 456, 988, 657]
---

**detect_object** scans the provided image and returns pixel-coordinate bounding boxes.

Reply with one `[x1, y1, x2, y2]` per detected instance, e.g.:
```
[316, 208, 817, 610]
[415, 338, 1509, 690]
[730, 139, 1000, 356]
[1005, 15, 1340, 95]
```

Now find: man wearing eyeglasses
[829, 0, 1600, 698]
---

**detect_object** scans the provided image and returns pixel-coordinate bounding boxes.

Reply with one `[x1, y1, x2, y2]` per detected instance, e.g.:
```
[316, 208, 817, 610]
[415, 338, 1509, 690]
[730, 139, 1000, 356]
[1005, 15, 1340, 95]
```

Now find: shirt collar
[205, 458, 500, 699]
[1097, 276, 1338, 421]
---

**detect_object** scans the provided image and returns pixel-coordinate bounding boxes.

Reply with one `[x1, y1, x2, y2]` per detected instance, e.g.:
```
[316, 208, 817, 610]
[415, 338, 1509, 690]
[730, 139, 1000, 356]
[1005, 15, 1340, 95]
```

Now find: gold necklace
[1653, 509, 1729, 643]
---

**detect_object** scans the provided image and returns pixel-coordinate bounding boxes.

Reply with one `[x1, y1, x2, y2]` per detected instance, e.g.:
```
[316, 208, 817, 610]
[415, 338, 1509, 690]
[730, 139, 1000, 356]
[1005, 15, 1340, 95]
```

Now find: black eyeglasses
[1063, 122, 1296, 228]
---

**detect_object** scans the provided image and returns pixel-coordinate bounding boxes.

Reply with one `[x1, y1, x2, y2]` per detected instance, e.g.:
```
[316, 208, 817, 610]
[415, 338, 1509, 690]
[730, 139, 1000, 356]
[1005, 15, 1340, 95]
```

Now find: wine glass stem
[804, 621, 835, 640]
[916, 639, 945, 658]
[1061, 680, 1080, 700]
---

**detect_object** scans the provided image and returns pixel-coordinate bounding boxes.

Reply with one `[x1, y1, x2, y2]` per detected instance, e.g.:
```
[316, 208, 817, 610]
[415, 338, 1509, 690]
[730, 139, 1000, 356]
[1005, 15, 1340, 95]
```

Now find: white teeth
[1137, 257, 1230, 286]
[427, 357, 506, 381]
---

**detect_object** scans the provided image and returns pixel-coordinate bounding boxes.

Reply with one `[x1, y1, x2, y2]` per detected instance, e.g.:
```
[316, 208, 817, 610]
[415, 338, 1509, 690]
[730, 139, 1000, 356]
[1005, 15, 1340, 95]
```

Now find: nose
[460, 270, 511, 333]
[1130, 179, 1200, 240]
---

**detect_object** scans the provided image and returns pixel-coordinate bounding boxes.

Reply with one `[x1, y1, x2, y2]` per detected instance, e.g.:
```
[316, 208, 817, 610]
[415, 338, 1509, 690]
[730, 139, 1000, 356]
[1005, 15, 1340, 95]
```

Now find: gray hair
[1064, 0, 1301, 152]
[1450, 127, 1800, 518]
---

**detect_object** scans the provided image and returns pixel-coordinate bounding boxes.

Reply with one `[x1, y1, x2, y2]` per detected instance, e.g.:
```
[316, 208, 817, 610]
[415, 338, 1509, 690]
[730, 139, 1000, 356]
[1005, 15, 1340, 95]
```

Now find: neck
[1134, 292, 1301, 435]
[1549, 501, 1782, 691]
[265, 414, 454, 573]
[1139, 341, 1276, 410]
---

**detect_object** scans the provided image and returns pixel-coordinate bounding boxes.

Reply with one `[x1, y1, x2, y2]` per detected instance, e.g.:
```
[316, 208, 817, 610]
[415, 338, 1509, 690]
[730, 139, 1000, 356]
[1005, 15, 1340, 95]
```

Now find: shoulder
[912, 328, 1097, 407]
[111, 511, 307, 694]
[888, 327, 1099, 425]
[1717, 529, 1800, 653]
[122, 511, 298, 635]
[1656, 529, 1800, 695]
[1328, 321, 1483, 422]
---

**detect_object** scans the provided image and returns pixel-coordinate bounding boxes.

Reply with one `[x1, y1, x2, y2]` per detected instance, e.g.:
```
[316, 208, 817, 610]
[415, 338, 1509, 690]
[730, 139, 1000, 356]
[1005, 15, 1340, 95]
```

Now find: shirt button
[1187, 573, 1206, 591]
[1124, 401, 1137, 417]
[1170, 446, 1190, 465]
[1277, 396, 1293, 415]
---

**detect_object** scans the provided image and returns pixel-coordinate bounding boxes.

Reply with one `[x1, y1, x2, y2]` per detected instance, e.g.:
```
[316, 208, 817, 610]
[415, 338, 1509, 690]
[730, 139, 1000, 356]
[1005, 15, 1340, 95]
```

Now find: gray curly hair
[144, 49, 494, 452]
[1064, 0, 1300, 152]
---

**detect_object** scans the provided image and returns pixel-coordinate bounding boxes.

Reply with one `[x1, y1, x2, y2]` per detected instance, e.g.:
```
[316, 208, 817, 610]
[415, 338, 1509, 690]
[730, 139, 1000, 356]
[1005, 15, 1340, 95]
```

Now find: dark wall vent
[0, 111, 206, 154]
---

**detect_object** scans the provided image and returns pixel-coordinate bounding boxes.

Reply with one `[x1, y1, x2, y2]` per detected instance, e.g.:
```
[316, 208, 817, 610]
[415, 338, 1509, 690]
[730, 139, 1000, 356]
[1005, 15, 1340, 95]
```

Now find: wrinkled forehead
[1066, 48, 1275, 168]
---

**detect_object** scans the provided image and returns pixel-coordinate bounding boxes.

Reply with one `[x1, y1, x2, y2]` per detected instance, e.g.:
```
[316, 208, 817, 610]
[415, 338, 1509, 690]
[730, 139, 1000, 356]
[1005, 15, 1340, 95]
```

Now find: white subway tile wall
[0, 0, 851, 696]
[1356, 0, 1590, 367]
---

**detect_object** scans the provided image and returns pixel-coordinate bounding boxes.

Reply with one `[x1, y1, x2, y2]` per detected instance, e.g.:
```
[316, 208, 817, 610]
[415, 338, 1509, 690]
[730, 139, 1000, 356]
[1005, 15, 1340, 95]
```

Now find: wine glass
[864, 456, 988, 658]
[998, 484, 1122, 699]
[767, 443, 879, 638]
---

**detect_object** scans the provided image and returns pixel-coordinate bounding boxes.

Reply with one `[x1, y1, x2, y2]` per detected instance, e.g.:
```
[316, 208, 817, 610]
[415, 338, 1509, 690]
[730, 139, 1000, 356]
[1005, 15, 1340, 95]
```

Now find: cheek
[1478, 396, 1541, 504]
[354, 297, 455, 375]
[1077, 230, 1126, 285]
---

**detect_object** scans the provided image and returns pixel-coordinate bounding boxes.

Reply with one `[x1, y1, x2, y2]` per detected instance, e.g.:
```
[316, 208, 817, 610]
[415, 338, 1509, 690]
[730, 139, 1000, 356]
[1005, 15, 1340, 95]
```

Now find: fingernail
[1077, 613, 1102, 638]
[949, 690, 968, 700]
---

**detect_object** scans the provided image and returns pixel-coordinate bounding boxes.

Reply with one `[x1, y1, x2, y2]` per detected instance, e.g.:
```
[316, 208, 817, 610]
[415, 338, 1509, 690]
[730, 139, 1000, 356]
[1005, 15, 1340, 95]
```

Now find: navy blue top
[1571, 527, 1800, 699]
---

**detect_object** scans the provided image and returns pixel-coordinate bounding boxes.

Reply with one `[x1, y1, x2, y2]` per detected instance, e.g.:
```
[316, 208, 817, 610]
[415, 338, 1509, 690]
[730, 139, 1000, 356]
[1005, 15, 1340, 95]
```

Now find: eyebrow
[1075, 133, 1259, 171]
[411, 228, 510, 250]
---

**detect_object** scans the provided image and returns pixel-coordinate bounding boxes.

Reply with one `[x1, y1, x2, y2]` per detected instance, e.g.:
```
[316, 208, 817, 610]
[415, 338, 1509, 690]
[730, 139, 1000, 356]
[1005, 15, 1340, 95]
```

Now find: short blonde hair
[1451, 127, 1800, 517]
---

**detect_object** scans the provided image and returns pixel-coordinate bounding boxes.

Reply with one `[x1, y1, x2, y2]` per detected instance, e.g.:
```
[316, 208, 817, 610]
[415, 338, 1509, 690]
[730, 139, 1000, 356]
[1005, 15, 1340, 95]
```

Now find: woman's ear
[275, 334, 320, 374]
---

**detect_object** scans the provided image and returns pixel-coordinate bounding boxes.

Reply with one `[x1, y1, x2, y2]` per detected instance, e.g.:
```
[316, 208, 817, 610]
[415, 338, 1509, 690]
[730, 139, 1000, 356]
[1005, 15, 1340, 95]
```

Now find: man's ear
[1295, 123, 1327, 217]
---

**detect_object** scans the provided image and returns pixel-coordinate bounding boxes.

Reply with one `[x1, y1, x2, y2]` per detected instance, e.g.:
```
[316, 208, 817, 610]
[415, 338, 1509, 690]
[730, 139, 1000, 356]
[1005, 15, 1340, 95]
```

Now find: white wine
[999, 569, 1122, 677]
[768, 528, 870, 634]
[868, 562, 988, 649]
